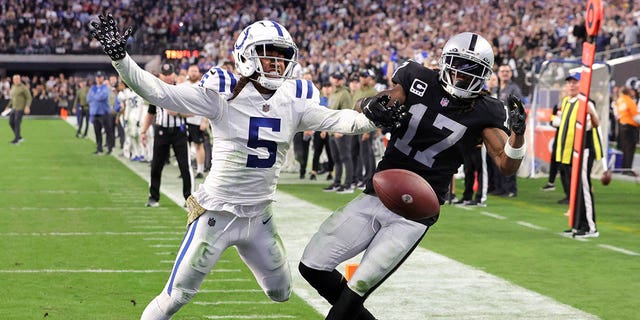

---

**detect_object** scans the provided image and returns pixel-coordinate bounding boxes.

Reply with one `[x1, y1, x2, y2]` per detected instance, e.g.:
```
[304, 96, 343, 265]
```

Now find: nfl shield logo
[440, 98, 449, 107]
[262, 104, 270, 112]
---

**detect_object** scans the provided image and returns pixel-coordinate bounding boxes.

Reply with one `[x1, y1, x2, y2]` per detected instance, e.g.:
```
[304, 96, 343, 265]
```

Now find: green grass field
[1, 119, 639, 319]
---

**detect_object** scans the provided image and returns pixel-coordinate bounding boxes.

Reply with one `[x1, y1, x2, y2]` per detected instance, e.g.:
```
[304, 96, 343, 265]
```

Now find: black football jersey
[366, 61, 509, 203]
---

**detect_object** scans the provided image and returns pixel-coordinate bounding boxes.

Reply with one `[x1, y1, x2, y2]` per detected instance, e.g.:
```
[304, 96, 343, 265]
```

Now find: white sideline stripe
[148, 244, 176, 248]
[598, 244, 640, 256]
[204, 316, 295, 319]
[159, 260, 175, 264]
[2, 190, 102, 194]
[4, 207, 169, 211]
[454, 204, 473, 210]
[199, 289, 262, 293]
[516, 221, 548, 231]
[0, 268, 242, 274]
[195, 301, 275, 305]
[131, 215, 177, 219]
[154, 252, 175, 255]
[0, 269, 168, 273]
[479, 211, 507, 220]
[0, 231, 183, 236]
[133, 226, 176, 229]
[274, 192, 599, 320]
[143, 238, 181, 241]
[128, 220, 164, 224]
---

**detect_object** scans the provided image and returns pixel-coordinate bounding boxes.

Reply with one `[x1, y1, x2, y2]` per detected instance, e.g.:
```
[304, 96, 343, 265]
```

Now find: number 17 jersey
[371, 61, 509, 203]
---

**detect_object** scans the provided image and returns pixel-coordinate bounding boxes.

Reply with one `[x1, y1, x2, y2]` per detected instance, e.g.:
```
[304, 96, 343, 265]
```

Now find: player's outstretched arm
[483, 95, 527, 176]
[361, 85, 408, 128]
[89, 13, 222, 120]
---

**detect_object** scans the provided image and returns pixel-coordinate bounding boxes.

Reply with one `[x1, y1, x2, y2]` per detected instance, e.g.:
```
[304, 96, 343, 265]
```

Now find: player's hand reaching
[362, 95, 408, 128]
[89, 13, 132, 61]
[507, 94, 527, 136]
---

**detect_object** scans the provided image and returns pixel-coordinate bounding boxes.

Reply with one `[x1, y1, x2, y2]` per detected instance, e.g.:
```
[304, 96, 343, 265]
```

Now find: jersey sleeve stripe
[295, 79, 303, 98]
[215, 68, 226, 93]
[306, 80, 313, 99]
[226, 70, 237, 92]
[199, 73, 209, 88]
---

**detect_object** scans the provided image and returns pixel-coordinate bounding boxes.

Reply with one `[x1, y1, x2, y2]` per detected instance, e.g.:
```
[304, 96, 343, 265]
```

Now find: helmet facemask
[245, 42, 298, 90]
[440, 54, 491, 99]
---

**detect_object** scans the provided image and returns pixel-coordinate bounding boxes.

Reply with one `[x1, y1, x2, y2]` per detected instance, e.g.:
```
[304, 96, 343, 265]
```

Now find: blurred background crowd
[2, 0, 640, 96]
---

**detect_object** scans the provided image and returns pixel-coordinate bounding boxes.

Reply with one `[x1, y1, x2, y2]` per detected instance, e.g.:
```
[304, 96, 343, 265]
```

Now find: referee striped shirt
[148, 104, 186, 128]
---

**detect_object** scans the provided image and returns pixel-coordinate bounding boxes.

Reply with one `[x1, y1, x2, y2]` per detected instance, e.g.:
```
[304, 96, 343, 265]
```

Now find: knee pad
[262, 265, 292, 302]
[157, 287, 196, 315]
[266, 287, 291, 302]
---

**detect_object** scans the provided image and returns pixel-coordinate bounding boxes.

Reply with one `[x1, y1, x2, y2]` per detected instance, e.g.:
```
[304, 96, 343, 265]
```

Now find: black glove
[507, 94, 526, 136]
[362, 95, 408, 128]
[89, 13, 132, 61]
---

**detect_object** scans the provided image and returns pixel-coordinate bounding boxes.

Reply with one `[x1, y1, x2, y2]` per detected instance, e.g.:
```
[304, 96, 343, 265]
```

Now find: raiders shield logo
[262, 104, 270, 112]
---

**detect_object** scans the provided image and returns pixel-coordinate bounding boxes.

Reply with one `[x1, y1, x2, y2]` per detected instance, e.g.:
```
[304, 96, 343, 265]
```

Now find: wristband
[504, 139, 526, 159]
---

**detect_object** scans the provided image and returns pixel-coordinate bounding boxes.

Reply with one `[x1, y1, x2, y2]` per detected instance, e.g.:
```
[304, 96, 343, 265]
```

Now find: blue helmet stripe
[306, 80, 313, 99]
[295, 79, 303, 98]
[271, 21, 284, 36]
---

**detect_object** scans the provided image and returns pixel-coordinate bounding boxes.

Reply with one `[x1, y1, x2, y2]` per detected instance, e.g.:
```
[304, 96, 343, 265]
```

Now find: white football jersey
[179, 80, 204, 125]
[114, 56, 376, 217]
[120, 88, 146, 126]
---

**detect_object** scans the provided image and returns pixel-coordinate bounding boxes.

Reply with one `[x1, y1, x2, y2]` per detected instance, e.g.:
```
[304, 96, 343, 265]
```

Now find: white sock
[197, 163, 204, 174]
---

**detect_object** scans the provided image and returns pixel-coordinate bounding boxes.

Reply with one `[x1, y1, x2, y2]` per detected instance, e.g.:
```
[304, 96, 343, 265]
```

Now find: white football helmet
[438, 32, 494, 99]
[232, 20, 299, 90]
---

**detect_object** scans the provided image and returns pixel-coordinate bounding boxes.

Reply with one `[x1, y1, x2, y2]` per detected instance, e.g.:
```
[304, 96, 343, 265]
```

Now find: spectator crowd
[2, 0, 640, 88]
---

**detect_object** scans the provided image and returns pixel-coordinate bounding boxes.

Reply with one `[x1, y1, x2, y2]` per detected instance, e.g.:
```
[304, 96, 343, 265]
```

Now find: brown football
[601, 170, 612, 186]
[372, 169, 440, 221]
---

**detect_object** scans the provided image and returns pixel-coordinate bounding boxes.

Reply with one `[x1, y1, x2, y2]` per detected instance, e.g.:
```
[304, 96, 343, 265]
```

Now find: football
[372, 169, 440, 221]
[601, 170, 612, 186]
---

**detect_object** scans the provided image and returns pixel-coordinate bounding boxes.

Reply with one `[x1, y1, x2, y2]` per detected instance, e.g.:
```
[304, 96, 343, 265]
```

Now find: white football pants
[141, 207, 291, 319]
[301, 193, 428, 297]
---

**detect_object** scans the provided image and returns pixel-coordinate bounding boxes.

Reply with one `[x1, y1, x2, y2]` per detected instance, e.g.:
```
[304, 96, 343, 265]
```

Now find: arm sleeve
[96, 86, 110, 100]
[72, 92, 79, 108]
[112, 54, 224, 120]
[24, 87, 33, 107]
[299, 103, 376, 134]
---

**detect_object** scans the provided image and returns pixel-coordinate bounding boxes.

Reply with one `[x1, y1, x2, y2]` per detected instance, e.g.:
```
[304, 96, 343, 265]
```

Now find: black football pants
[149, 126, 192, 202]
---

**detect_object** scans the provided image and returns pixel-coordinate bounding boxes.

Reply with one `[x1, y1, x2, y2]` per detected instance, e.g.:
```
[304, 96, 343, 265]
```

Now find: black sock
[299, 262, 347, 304]
[299, 263, 376, 320]
[326, 286, 371, 320]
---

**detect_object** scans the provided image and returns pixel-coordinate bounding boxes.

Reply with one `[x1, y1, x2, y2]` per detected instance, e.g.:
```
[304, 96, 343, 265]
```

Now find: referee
[140, 63, 192, 207]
